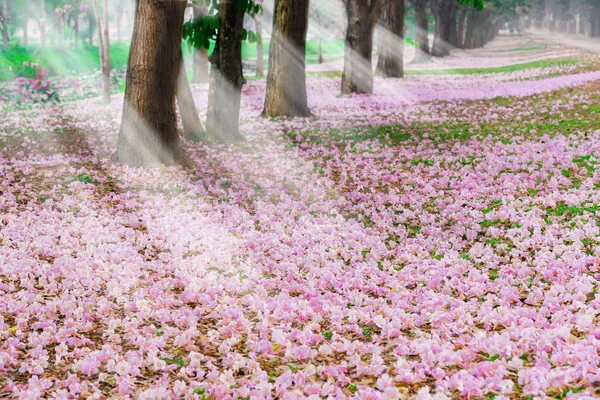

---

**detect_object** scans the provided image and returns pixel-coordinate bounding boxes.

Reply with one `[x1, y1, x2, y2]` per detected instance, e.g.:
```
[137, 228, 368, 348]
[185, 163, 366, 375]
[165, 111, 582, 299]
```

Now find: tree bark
[92, 0, 111, 103]
[263, 0, 311, 117]
[411, 0, 429, 63]
[457, 6, 467, 48]
[176, 52, 204, 142]
[115, 0, 188, 166]
[205, 0, 245, 143]
[315, 3, 323, 63]
[341, 0, 384, 95]
[431, 0, 457, 57]
[447, 1, 458, 48]
[464, 8, 487, 49]
[376, 0, 404, 78]
[255, 12, 264, 77]
[192, 5, 209, 83]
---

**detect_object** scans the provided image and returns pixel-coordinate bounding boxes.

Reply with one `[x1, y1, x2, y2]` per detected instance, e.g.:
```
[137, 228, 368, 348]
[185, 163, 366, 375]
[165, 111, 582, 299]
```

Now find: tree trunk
[92, 0, 111, 103]
[411, 0, 429, 63]
[376, 0, 405, 78]
[2, 0, 10, 49]
[255, 13, 264, 77]
[115, 0, 187, 166]
[23, 14, 28, 46]
[315, 4, 323, 63]
[176, 52, 204, 142]
[263, 0, 311, 117]
[192, 5, 209, 83]
[431, 0, 457, 57]
[457, 6, 467, 48]
[102, 0, 111, 88]
[205, 0, 245, 143]
[464, 9, 487, 49]
[341, 0, 384, 95]
[447, 1, 458, 48]
[73, 13, 79, 48]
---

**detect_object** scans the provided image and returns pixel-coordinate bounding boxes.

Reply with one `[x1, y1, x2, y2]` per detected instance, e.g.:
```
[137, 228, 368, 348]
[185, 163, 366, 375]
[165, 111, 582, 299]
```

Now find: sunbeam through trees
[3, 0, 600, 398]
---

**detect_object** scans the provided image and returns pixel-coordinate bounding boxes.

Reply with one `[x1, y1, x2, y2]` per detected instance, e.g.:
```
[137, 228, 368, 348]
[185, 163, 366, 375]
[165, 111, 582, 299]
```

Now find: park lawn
[0, 39, 347, 82]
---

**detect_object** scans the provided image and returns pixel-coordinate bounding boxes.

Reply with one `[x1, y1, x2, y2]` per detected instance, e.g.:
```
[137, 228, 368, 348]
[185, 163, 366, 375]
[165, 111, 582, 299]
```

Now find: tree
[254, 0, 264, 77]
[115, 0, 188, 166]
[410, 0, 430, 63]
[183, 0, 261, 143]
[457, 4, 468, 47]
[176, 51, 205, 142]
[91, 0, 111, 103]
[263, 0, 311, 117]
[376, 0, 405, 78]
[312, 1, 323, 64]
[1, 0, 10, 49]
[205, 0, 246, 143]
[191, 4, 209, 83]
[430, 0, 458, 57]
[341, 0, 385, 94]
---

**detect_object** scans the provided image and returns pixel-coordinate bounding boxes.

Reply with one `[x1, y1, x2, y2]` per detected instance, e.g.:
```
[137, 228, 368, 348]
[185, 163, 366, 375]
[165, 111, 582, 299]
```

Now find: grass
[285, 81, 600, 154]
[0, 42, 130, 81]
[0, 39, 347, 82]
[489, 45, 546, 53]
[405, 58, 579, 76]
[301, 58, 580, 80]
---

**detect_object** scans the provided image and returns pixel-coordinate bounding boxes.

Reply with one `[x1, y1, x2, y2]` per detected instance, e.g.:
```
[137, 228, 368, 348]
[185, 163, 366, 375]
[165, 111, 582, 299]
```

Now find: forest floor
[1, 35, 600, 399]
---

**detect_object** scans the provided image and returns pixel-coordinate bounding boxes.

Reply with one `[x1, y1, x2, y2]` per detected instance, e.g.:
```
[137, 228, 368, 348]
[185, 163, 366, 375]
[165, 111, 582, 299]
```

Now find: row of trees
[526, 0, 600, 37]
[114, 0, 502, 167]
[0, 0, 132, 49]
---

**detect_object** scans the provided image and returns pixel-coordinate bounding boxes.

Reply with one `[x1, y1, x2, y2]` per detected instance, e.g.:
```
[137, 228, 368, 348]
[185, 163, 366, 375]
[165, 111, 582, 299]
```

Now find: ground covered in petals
[1, 36, 600, 399]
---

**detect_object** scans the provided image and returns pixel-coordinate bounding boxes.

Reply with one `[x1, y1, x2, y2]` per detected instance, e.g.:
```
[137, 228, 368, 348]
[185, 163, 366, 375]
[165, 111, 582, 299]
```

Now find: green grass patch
[405, 58, 578, 76]
[0, 42, 130, 81]
[489, 45, 546, 53]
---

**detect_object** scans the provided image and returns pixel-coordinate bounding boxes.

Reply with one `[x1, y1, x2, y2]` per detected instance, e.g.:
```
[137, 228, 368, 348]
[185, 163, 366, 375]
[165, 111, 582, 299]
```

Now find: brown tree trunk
[102, 0, 110, 76]
[92, 0, 111, 103]
[447, 1, 458, 48]
[192, 5, 209, 83]
[315, 3, 323, 63]
[176, 52, 204, 142]
[255, 13, 264, 77]
[2, 0, 10, 49]
[457, 6, 467, 48]
[341, 0, 384, 95]
[115, 0, 187, 166]
[205, 0, 245, 143]
[464, 9, 488, 49]
[263, 0, 311, 117]
[411, 0, 429, 63]
[431, 0, 457, 57]
[376, 0, 405, 78]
